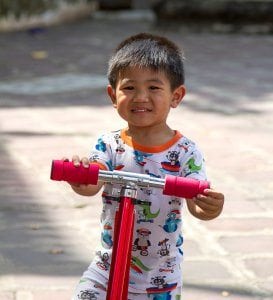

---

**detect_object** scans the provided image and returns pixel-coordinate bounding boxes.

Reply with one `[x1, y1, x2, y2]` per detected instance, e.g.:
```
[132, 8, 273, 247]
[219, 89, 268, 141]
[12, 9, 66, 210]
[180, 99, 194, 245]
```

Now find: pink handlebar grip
[50, 160, 99, 185]
[163, 175, 210, 198]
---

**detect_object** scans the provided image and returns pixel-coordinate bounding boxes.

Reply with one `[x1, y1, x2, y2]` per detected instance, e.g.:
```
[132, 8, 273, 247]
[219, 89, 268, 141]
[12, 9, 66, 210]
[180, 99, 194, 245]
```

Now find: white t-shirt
[83, 128, 207, 294]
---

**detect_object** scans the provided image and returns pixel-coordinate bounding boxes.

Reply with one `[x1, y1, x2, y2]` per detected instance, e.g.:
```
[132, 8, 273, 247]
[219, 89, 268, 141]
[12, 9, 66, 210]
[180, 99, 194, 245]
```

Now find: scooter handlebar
[163, 175, 209, 199]
[50, 160, 99, 185]
[50, 160, 210, 198]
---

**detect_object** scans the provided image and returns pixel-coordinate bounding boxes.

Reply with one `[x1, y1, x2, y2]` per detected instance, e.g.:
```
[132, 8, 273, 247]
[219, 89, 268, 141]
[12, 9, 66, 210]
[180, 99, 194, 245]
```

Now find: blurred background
[0, 0, 273, 33]
[0, 1, 273, 300]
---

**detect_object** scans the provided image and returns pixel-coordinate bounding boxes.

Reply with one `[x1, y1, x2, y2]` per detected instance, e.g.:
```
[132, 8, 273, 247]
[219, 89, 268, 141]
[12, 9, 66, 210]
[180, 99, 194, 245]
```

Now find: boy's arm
[186, 189, 224, 220]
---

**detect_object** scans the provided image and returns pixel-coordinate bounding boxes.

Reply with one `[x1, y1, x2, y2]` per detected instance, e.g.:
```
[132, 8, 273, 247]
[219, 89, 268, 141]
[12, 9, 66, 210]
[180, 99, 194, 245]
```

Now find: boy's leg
[73, 278, 107, 300]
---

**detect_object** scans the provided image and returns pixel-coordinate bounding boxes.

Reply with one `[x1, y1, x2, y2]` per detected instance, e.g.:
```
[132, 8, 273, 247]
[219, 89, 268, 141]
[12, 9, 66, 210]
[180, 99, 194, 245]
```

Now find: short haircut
[107, 33, 185, 90]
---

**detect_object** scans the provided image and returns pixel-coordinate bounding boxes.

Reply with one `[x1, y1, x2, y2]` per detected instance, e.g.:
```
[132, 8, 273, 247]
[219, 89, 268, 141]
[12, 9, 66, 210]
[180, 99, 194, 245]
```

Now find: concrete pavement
[0, 16, 273, 299]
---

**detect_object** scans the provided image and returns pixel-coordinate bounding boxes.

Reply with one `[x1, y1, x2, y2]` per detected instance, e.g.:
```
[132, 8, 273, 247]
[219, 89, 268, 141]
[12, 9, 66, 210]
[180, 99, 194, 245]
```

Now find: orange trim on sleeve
[90, 161, 108, 170]
[121, 129, 183, 153]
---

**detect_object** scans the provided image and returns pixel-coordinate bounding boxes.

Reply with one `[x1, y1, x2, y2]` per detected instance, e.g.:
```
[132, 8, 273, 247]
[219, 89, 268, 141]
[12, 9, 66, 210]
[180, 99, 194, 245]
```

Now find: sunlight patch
[0, 74, 108, 95]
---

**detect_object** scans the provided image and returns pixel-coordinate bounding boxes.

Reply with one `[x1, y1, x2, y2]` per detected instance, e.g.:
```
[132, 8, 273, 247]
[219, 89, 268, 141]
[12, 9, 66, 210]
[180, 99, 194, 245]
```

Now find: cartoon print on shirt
[157, 195, 182, 235]
[102, 191, 115, 205]
[77, 289, 99, 300]
[176, 234, 183, 248]
[114, 133, 125, 153]
[145, 169, 161, 178]
[90, 153, 114, 171]
[134, 150, 153, 166]
[175, 233, 184, 256]
[131, 256, 152, 275]
[101, 222, 113, 248]
[187, 157, 202, 172]
[140, 187, 157, 197]
[146, 276, 178, 298]
[157, 238, 170, 257]
[89, 154, 100, 163]
[148, 293, 171, 300]
[161, 211, 181, 233]
[168, 198, 181, 219]
[136, 202, 160, 224]
[159, 257, 176, 273]
[161, 151, 180, 173]
[178, 138, 191, 153]
[95, 137, 107, 152]
[102, 184, 121, 205]
[96, 251, 110, 271]
[183, 151, 203, 176]
[133, 228, 151, 256]
[92, 281, 107, 292]
[150, 276, 167, 289]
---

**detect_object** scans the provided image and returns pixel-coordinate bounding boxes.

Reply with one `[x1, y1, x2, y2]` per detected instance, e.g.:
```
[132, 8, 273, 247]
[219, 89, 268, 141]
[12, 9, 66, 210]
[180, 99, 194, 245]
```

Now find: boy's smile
[107, 67, 185, 134]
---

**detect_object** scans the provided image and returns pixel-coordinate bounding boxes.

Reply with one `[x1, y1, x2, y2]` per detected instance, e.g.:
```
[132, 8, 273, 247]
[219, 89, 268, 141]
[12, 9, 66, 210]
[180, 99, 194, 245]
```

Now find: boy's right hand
[62, 155, 103, 196]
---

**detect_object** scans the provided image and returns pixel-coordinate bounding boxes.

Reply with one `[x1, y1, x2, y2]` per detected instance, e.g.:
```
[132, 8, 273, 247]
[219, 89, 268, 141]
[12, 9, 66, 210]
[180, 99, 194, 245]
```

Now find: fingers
[71, 155, 90, 168]
[194, 189, 224, 214]
[193, 197, 218, 213]
[81, 157, 90, 167]
[203, 189, 225, 201]
[72, 155, 81, 166]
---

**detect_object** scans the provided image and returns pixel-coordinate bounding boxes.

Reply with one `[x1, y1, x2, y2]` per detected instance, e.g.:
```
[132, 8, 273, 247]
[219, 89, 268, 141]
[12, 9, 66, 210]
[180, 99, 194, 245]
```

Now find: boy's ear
[107, 85, 117, 107]
[171, 85, 186, 108]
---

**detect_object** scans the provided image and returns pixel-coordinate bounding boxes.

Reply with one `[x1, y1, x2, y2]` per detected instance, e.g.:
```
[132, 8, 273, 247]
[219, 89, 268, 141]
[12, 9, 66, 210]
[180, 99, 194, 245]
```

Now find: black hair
[107, 33, 185, 90]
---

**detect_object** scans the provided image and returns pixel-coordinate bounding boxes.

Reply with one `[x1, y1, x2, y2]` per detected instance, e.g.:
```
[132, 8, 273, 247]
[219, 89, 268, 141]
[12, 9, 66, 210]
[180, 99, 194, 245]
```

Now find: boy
[70, 33, 224, 299]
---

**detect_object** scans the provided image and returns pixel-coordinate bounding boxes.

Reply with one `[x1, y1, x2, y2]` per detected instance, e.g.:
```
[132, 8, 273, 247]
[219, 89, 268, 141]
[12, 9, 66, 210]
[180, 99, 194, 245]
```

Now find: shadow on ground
[0, 138, 90, 277]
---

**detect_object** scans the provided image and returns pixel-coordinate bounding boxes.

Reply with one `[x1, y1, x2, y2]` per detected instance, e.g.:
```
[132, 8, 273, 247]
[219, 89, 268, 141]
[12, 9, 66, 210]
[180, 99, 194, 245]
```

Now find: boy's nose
[133, 90, 149, 102]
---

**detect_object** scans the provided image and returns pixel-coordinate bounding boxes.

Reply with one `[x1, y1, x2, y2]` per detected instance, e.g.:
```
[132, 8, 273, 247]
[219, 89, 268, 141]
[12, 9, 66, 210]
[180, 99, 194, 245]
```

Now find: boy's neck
[125, 125, 176, 147]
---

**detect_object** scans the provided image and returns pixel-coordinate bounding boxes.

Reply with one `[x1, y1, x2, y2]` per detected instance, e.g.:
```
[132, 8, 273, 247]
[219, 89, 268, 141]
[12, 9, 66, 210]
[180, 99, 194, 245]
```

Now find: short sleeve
[89, 133, 114, 171]
[180, 144, 207, 180]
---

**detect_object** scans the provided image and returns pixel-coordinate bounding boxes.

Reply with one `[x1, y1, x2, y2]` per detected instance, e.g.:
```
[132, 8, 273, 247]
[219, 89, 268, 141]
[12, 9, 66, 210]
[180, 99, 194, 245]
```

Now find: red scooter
[50, 160, 209, 300]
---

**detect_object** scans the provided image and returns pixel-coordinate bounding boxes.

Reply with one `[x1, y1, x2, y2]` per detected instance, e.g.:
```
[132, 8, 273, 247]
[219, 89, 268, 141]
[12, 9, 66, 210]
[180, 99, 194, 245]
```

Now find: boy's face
[107, 67, 185, 130]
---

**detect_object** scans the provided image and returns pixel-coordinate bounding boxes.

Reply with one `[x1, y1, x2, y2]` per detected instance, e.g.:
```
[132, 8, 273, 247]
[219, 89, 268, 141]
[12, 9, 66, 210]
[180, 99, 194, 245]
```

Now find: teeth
[132, 108, 151, 112]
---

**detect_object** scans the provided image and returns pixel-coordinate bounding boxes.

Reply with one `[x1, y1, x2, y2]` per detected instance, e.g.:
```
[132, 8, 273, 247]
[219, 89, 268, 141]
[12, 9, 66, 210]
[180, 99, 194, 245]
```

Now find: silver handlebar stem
[98, 169, 165, 189]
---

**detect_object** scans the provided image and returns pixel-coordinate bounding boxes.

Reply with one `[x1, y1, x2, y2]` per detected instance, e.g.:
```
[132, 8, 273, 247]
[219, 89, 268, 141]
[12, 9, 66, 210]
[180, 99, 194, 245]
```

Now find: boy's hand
[186, 189, 224, 220]
[62, 155, 103, 196]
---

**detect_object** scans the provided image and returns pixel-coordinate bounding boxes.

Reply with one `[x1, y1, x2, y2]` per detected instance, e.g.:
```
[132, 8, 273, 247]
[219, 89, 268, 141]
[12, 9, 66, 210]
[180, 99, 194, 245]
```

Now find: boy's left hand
[186, 189, 224, 220]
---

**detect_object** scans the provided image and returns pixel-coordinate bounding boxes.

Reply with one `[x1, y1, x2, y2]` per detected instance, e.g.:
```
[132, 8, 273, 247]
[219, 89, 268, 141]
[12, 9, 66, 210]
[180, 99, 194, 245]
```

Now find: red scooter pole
[50, 160, 209, 300]
[107, 187, 135, 300]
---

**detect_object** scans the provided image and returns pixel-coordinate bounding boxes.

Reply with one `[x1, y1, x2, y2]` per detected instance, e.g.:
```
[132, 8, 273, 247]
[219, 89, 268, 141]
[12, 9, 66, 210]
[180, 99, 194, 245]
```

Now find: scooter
[50, 160, 209, 300]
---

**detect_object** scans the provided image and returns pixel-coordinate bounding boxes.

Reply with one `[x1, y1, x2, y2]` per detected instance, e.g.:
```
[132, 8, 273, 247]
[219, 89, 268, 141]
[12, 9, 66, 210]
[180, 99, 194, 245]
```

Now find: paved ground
[0, 14, 273, 300]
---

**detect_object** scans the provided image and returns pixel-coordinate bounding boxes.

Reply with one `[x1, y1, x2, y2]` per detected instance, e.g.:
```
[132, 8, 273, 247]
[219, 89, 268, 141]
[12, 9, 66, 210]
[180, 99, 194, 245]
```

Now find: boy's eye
[150, 86, 160, 90]
[123, 86, 134, 90]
